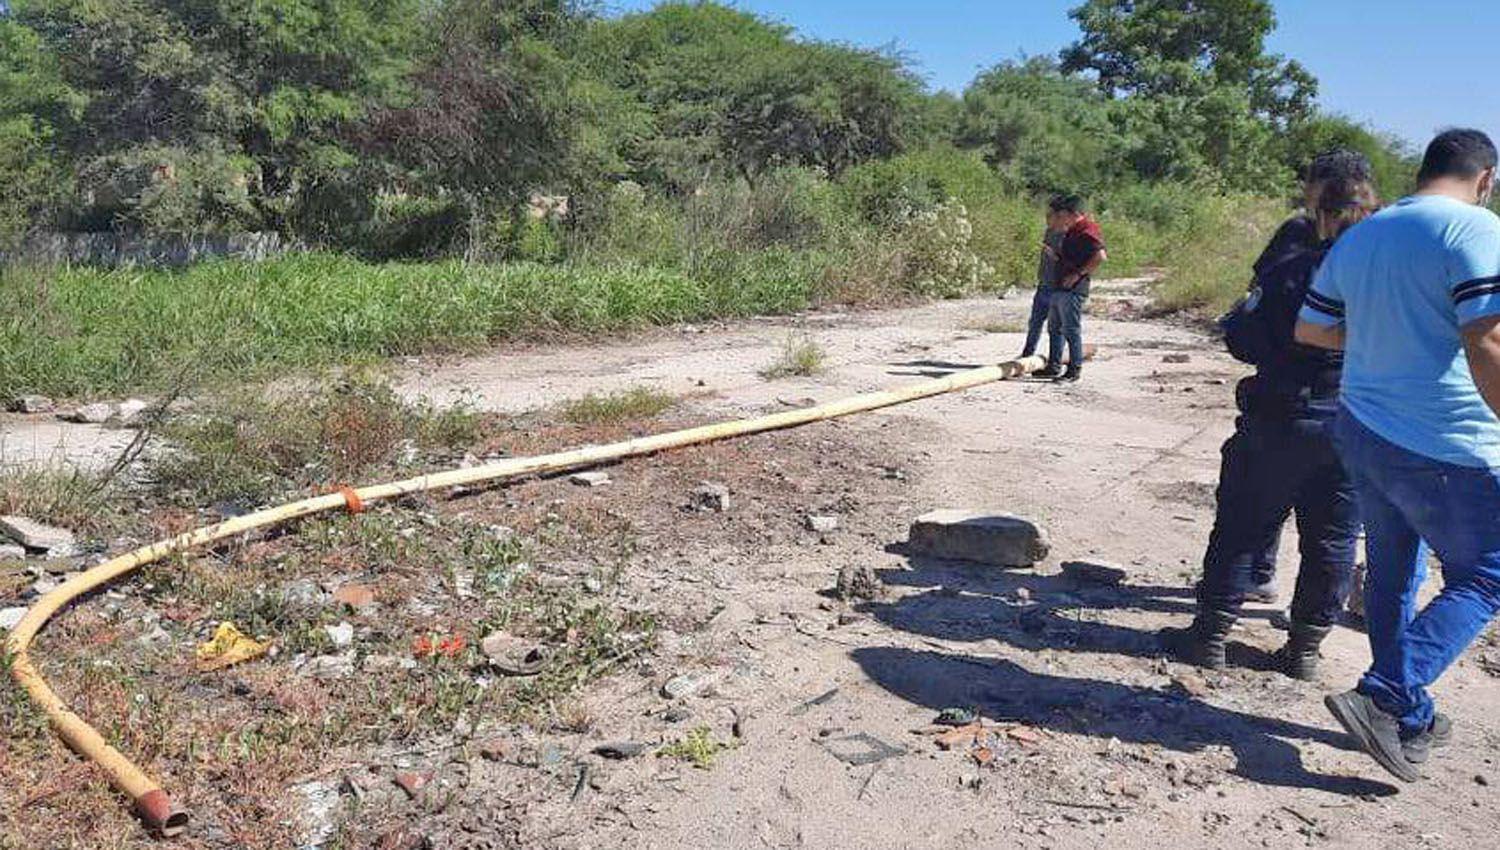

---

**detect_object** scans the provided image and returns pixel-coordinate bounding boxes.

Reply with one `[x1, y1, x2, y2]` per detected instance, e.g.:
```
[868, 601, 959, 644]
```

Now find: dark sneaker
[1402, 713, 1453, 765]
[1324, 690, 1421, 782]
[1032, 364, 1063, 379]
[1055, 368, 1082, 383]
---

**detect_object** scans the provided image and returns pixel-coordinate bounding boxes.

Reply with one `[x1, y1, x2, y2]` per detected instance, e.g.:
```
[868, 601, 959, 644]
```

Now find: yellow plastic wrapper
[195, 622, 269, 671]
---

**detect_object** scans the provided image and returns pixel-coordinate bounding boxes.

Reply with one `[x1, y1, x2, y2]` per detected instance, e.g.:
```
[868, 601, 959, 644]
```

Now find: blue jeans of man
[1047, 286, 1087, 369]
[1197, 412, 1359, 625]
[1333, 410, 1497, 737]
[1020, 286, 1054, 358]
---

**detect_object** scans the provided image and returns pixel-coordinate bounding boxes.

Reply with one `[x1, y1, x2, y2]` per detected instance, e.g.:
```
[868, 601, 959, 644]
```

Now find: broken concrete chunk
[0, 606, 27, 631]
[569, 471, 612, 487]
[690, 483, 731, 512]
[60, 403, 114, 424]
[907, 510, 1049, 567]
[114, 398, 150, 426]
[835, 564, 884, 601]
[661, 671, 718, 700]
[1062, 560, 1128, 586]
[324, 621, 355, 648]
[7, 395, 54, 414]
[302, 652, 357, 680]
[0, 543, 25, 562]
[0, 516, 77, 553]
[805, 515, 840, 533]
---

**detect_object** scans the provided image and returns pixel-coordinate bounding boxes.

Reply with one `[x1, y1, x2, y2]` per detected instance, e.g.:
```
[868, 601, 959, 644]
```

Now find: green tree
[16, 0, 419, 234]
[958, 57, 1119, 193]
[0, 15, 81, 244]
[1061, 0, 1316, 126]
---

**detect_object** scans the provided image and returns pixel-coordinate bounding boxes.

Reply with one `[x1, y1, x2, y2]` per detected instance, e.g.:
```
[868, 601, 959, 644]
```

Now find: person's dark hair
[1048, 193, 1084, 215]
[1315, 175, 1380, 241]
[1417, 128, 1498, 184]
[1305, 149, 1372, 186]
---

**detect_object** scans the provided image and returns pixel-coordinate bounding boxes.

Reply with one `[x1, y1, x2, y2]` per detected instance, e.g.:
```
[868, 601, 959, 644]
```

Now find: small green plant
[659, 725, 732, 769]
[760, 334, 826, 379]
[558, 387, 676, 425]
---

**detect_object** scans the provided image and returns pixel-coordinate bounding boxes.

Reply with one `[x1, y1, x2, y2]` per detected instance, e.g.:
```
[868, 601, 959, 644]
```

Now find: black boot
[1055, 366, 1082, 383]
[1033, 363, 1063, 379]
[1275, 622, 1332, 681]
[1160, 609, 1236, 670]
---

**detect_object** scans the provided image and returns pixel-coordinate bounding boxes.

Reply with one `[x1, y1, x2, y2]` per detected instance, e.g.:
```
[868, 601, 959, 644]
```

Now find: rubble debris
[115, 398, 150, 426]
[1062, 560, 1128, 586]
[1162, 353, 1192, 364]
[907, 510, 1050, 567]
[592, 742, 649, 760]
[570, 471, 612, 487]
[689, 482, 731, 512]
[822, 733, 905, 767]
[324, 621, 355, 649]
[196, 622, 270, 671]
[790, 687, 839, 715]
[934, 707, 978, 727]
[302, 652, 357, 680]
[481, 632, 549, 676]
[59, 402, 114, 424]
[835, 564, 883, 601]
[660, 670, 719, 700]
[0, 607, 27, 631]
[393, 771, 433, 800]
[332, 583, 377, 611]
[0, 516, 77, 554]
[0, 543, 25, 562]
[805, 515, 840, 533]
[7, 395, 54, 414]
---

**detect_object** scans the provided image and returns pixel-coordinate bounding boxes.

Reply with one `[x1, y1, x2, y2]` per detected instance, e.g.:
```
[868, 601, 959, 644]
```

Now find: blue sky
[606, 1, 1500, 151]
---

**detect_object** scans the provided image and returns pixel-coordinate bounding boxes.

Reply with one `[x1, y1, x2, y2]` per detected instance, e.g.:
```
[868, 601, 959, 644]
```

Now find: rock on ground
[906, 509, 1049, 567]
[835, 564, 884, 601]
[570, 471, 612, 487]
[7, 395, 54, 414]
[0, 543, 25, 561]
[0, 516, 77, 553]
[60, 403, 114, 424]
[690, 482, 731, 512]
[0, 607, 27, 631]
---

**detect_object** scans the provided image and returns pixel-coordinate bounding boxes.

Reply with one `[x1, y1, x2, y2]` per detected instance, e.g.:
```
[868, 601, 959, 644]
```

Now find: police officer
[1164, 173, 1379, 680]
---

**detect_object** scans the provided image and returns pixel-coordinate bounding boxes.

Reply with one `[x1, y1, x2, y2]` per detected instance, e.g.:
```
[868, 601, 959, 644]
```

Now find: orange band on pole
[337, 485, 364, 514]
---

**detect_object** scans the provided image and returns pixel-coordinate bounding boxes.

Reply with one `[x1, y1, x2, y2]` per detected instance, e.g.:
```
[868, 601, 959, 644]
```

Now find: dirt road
[384, 281, 1497, 849]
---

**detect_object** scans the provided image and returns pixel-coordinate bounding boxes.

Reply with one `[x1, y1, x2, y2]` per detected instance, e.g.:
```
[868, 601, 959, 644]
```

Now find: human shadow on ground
[869, 551, 1287, 670]
[851, 645, 1394, 796]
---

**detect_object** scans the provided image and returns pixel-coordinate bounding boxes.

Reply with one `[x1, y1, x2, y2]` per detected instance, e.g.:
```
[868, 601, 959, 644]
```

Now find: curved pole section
[4, 356, 1041, 836]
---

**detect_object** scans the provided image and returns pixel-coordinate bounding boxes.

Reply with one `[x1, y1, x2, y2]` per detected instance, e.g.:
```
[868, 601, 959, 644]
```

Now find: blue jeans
[1020, 286, 1054, 358]
[1047, 286, 1086, 369]
[1333, 410, 1494, 737]
[1197, 414, 1359, 625]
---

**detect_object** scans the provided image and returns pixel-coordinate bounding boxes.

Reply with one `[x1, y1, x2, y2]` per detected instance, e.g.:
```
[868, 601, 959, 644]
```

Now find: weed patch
[558, 387, 676, 425]
[659, 725, 733, 769]
[760, 335, 827, 379]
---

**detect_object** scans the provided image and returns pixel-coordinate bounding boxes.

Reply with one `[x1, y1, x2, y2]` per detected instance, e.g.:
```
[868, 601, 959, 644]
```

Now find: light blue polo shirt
[1300, 194, 1500, 468]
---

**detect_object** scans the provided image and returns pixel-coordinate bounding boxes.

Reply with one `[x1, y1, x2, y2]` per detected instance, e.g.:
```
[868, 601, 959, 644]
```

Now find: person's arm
[1463, 316, 1500, 418]
[1295, 319, 1345, 350]
[1059, 249, 1104, 289]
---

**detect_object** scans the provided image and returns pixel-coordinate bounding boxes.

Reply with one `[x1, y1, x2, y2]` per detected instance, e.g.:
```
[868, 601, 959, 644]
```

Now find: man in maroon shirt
[1037, 193, 1106, 382]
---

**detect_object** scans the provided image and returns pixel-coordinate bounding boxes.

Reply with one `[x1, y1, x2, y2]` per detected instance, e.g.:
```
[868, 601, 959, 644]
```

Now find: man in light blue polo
[1296, 128, 1500, 783]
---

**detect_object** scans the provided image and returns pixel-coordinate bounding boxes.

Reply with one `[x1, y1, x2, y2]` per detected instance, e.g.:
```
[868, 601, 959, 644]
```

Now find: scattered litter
[481, 632, 548, 675]
[1005, 725, 1046, 745]
[972, 746, 996, 767]
[935, 723, 984, 751]
[570, 471, 612, 487]
[414, 633, 466, 659]
[934, 707, 977, 727]
[195, 622, 269, 671]
[790, 687, 840, 715]
[822, 733, 905, 767]
[592, 742, 649, 760]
